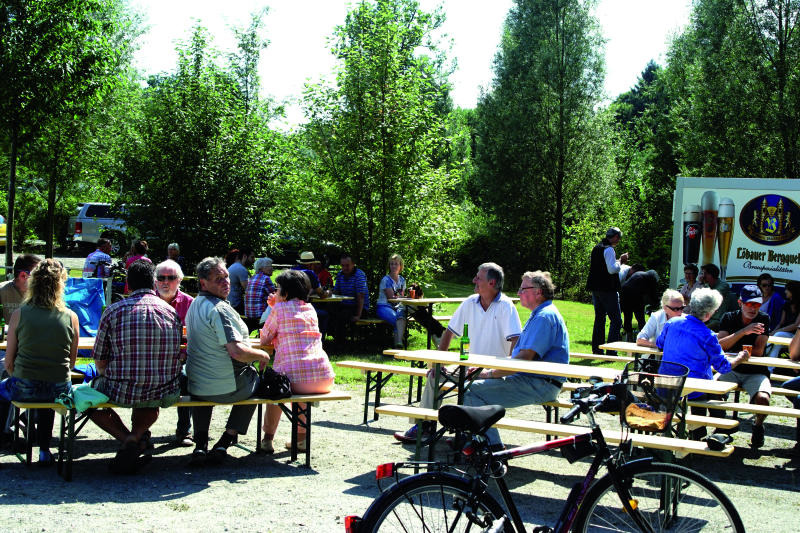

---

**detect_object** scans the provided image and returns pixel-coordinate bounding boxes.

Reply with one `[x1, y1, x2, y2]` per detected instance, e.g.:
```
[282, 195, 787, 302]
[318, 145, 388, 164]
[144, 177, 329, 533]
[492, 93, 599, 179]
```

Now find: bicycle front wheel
[574, 462, 745, 532]
[358, 471, 514, 532]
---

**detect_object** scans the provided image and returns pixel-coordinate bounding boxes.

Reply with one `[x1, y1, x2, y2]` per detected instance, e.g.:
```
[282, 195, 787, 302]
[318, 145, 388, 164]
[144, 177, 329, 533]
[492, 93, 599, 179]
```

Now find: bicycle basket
[620, 359, 688, 433]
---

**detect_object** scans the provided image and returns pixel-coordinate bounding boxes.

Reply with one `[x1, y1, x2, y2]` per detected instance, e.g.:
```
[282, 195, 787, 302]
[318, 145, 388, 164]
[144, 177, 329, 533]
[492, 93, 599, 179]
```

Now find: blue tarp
[64, 277, 105, 337]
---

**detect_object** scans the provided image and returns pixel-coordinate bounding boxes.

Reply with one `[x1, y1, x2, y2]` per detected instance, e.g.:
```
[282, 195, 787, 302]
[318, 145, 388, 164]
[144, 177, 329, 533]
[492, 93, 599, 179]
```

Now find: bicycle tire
[573, 462, 745, 532]
[357, 471, 515, 532]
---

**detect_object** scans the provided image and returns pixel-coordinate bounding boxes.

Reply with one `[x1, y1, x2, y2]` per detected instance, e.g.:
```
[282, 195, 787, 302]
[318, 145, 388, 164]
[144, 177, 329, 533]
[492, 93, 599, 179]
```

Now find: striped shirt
[334, 268, 370, 310]
[260, 299, 334, 384]
[245, 271, 276, 319]
[92, 289, 183, 404]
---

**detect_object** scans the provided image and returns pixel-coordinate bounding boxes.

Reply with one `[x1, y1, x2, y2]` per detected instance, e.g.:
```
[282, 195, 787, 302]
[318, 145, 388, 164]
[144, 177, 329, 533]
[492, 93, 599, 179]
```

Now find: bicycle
[346, 360, 744, 532]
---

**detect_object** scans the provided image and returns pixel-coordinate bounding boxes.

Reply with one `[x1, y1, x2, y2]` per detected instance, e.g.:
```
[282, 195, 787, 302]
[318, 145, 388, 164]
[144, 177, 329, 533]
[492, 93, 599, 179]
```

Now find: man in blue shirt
[463, 270, 568, 450]
[331, 253, 369, 342]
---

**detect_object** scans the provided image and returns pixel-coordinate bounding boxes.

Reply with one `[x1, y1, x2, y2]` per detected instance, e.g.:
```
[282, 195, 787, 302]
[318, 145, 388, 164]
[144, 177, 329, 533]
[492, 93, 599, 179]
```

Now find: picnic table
[599, 341, 800, 371]
[309, 294, 353, 303]
[0, 337, 272, 352]
[392, 349, 737, 402]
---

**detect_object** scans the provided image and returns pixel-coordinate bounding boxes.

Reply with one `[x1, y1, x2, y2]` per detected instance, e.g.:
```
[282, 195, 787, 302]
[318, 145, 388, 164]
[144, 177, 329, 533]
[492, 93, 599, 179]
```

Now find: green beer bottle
[0, 304, 5, 342]
[459, 323, 470, 360]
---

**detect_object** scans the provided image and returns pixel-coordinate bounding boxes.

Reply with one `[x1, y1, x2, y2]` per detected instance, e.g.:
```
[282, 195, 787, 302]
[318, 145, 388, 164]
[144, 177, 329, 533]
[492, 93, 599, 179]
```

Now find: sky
[129, 0, 693, 128]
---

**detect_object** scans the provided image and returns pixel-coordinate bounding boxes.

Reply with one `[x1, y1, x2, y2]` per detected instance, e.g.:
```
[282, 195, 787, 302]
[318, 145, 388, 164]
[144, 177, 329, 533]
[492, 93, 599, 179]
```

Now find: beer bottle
[459, 323, 470, 360]
[0, 304, 5, 342]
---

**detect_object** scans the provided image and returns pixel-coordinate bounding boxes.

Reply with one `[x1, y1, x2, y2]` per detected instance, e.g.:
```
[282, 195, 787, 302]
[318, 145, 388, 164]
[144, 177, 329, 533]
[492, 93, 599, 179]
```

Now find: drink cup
[408, 288, 416, 299]
[701, 191, 719, 266]
[682, 204, 701, 265]
[742, 344, 753, 356]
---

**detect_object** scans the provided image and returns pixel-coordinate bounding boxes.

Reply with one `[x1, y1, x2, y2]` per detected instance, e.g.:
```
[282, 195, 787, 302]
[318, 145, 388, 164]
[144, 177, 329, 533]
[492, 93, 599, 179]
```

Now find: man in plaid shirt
[244, 256, 276, 330]
[89, 259, 183, 474]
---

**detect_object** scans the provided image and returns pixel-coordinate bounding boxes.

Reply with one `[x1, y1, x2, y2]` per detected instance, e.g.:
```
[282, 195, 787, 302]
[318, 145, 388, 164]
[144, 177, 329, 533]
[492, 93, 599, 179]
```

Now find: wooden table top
[393, 350, 737, 396]
[310, 294, 353, 303]
[600, 341, 799, 370]
[388, 296, 520, 305]
[1, 337, 271, 352]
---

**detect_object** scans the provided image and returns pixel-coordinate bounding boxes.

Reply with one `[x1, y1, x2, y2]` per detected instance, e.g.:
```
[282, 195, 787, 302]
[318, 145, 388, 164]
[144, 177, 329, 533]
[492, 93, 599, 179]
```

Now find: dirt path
[2, 382, 799, 532]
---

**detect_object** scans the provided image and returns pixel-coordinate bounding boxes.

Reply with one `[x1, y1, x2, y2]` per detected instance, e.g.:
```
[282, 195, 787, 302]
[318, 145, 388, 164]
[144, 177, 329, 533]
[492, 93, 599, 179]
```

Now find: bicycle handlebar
[560, 403, 583, 424]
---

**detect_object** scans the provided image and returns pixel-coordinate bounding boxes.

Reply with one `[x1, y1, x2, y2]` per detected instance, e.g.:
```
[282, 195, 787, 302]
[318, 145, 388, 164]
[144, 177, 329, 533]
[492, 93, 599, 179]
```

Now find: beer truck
[671, 177, 800, 291]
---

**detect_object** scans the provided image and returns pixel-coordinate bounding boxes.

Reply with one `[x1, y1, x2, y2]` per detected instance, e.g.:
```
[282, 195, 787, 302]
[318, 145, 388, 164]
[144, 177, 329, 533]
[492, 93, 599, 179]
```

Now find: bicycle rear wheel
[358, 471, 514, 532]
[574, 462, 744, 532]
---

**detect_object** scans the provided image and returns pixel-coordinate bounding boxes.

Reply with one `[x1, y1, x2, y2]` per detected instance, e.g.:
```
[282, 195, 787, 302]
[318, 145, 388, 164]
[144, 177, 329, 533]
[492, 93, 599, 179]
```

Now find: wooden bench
[337, 360, 428, 423]
[375, 405, 734, 458]
[686, 400, 800, 418]
[570, 352, 635, 363]
[10, 391, 351, 481]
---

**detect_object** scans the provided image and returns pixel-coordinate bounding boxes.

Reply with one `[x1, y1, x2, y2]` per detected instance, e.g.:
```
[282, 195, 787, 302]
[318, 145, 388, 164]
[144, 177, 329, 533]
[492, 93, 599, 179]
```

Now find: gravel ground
[2, 381, 800, 533]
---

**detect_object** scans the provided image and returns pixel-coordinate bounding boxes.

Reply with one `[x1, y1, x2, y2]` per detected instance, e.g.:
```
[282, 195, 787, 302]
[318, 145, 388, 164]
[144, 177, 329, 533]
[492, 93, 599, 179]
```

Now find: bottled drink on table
[459, 324, 470, 360]
[0, 304, 4, 342]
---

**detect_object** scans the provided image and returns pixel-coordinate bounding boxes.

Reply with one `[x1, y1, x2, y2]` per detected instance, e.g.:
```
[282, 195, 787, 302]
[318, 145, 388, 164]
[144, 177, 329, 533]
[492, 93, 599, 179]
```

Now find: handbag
[255, 367, 292, 400]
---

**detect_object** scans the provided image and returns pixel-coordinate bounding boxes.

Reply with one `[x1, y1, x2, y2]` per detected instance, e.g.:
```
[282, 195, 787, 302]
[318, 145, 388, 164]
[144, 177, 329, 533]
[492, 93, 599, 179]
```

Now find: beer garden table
[600, 341, 800, 371]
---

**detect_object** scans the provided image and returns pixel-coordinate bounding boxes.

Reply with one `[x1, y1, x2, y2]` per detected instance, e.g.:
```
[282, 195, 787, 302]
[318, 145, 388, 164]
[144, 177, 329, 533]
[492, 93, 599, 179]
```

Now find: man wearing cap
[586, 227, 628, 355]
[716, 284, 771, 449]
[292, 251, 331, 336]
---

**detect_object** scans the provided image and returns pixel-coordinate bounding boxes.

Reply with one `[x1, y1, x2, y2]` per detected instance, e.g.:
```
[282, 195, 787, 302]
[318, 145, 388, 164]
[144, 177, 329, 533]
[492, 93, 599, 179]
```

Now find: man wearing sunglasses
[717, 285, 771, 449]
[636, 289, 685, 348]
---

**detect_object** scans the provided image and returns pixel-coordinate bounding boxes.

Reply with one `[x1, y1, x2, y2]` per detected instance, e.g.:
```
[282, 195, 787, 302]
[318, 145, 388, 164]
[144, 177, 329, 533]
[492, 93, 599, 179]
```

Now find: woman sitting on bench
[259, 270, 335, 454]
[0, 259, 80, 466]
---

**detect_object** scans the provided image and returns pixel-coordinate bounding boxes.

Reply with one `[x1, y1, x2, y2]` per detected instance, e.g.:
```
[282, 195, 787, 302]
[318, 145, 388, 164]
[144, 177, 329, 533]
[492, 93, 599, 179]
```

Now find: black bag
[255, 367, 292, 400]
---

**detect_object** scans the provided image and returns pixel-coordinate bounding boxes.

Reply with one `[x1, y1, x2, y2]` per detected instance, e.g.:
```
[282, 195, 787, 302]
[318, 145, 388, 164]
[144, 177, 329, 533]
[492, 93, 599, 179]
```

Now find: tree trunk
[46, 137, 60, 258]
[6, 126, 18, 269]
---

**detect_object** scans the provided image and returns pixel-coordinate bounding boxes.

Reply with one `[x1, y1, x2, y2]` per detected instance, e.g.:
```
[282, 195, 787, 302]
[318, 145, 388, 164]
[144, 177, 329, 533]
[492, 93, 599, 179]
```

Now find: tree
[666, 0, 800, 179]
[472, 0, 611, 286]
[0, 0, 134, 263]
[115, 24, 279, 261]
[302, 0, 456, 281]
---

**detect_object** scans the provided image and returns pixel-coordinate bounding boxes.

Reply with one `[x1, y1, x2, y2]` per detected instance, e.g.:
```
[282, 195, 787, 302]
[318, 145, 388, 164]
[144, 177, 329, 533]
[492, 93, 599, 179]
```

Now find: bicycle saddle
[438, 404, 505, 434]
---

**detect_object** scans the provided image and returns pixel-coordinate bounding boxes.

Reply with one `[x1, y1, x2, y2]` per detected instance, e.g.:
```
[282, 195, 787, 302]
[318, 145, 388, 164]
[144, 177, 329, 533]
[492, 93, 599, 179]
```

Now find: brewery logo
[740, 194, 800, 245]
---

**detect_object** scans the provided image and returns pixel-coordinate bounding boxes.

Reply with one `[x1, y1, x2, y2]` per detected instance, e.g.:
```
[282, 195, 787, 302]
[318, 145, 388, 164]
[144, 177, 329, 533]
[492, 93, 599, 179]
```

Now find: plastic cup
[742, 345, 753, 356]
[408, 288, 416, 299]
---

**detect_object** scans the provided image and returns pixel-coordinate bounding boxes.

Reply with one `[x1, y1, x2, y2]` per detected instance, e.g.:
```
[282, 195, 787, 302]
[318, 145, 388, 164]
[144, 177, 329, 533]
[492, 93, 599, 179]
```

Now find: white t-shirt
[447, 293, 522, 358]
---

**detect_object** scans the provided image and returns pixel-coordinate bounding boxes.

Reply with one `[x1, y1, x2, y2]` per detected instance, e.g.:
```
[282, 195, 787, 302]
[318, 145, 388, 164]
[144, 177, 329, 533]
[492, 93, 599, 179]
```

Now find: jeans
[376, 303, 406, 328]
[784, 376, 800, 410]
[176, 366, 192, 436]
[463, 374, 561, 446]
[311, 304, 329, 339]
[2, 377, 71, 449]
[592, 291, 622, 354]
[766, 331, 793, 372]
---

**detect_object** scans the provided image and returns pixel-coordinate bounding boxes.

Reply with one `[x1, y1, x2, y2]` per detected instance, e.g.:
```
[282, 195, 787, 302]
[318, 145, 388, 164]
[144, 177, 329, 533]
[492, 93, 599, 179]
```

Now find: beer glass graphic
[717, 197, 735, 280]
[701, 191, 719, 266]
[683, 204, 701, 265]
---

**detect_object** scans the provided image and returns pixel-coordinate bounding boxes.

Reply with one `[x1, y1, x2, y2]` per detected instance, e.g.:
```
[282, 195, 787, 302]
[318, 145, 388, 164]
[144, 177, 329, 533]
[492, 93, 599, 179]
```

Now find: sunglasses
[156, 275, 178, 282]
[743, 301, 761, 309]
[665, 304, 685, 312]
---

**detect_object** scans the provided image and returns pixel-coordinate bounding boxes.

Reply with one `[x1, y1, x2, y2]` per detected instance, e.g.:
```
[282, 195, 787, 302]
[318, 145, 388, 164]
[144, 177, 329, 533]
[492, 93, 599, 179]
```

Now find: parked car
[67, 203, 129, 256]
[0, 214, 6, 251]
[261, 219, 342, 265]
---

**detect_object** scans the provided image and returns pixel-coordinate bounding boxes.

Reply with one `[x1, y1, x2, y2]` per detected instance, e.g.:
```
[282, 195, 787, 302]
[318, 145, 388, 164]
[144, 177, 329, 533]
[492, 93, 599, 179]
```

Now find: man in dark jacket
[620, 269, 660, 341]
[586, 227, 628, 355]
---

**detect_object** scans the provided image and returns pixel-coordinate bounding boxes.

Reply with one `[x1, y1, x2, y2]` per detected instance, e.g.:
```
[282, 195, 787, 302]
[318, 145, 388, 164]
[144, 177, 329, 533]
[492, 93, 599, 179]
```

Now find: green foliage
[0, 0, 136, 260]
[666, 0, 800, 179]
[301, 0, 458, 288]
[115, 23, 281, 262]
[472, 0, 613, 290]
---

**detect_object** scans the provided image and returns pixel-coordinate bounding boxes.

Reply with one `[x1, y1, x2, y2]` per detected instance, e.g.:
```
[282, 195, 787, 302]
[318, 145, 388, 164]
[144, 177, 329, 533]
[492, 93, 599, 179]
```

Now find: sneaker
[750, 424, 765, 449]
[206, 446, 228, 465]
[259, 439, 274, 455]
[394, 424, 420, 444]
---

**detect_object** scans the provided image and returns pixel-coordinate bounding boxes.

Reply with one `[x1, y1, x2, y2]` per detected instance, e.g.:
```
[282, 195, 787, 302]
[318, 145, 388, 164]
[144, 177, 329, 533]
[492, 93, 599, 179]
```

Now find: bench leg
[364, 371, 373, 425]
[64, 408, 76, 481]
[374, 372, 383, 422]
[256, 404, 263, 451]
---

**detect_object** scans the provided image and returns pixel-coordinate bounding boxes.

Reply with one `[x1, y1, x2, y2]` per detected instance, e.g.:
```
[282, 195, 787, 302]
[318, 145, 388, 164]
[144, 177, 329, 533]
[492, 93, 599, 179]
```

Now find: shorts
[715, 371, 771, 400]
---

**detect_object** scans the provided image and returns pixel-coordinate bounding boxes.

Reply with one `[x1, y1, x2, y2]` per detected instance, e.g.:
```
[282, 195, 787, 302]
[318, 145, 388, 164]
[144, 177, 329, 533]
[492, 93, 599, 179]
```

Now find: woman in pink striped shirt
[259, 269, 334, 453]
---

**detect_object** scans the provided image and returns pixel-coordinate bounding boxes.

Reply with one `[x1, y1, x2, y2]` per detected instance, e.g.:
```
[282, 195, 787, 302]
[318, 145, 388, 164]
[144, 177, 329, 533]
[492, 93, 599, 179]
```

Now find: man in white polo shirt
[394, 262, 521, 443]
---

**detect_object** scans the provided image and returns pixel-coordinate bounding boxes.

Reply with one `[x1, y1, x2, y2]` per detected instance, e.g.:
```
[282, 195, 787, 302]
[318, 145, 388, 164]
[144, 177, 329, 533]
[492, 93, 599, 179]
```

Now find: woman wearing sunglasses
[635, 289, 686, 348]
